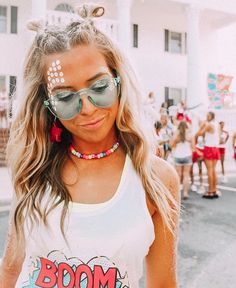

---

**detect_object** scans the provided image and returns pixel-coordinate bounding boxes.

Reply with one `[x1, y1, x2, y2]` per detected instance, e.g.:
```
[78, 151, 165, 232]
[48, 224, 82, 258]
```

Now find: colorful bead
[69, 141, 120, 160]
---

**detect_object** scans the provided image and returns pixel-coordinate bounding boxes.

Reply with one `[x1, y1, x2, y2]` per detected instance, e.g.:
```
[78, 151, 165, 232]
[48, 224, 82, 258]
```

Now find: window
[9, 76, 16, 97]
[0, 6, 18, 34]
[184, 32, 187, 53]
[165, 87, 185, 106]
[55, 3, 75, 13]
[164, 29, 187, 54]
[11, 6, 17, 34]
[0, 6, 7, 33]
[170, 32, 182, 53]
[133, 24, 138, 48]
[9, 76, 16, 118]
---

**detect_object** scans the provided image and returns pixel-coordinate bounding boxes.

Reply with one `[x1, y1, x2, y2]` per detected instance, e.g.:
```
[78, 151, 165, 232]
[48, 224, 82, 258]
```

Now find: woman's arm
[169, 132, 179, 149]
[156, 146, 164, 158]
[146, 158, 180, 288]
[0, 201, 25, 287]
[189, 135, 196, 151]
[195, 122, 208, 138]
[232, 133, 236, 147]
[225, 132, 229, 143]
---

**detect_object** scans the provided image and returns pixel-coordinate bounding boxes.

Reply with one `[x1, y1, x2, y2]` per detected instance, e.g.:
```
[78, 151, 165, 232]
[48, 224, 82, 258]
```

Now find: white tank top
[16, 155, 155, 288]
[174, 141, 192, 158]
[218, 130, 228, 148]
[205, 121, 219, 147]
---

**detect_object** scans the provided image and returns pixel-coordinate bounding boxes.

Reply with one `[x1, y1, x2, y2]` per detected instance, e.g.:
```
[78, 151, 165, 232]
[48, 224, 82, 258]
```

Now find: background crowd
[144, 93, 236, 200]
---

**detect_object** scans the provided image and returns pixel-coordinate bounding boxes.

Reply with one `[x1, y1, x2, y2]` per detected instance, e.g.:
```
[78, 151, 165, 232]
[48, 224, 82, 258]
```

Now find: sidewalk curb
[0, 205, 11, 213]
[0, 199, 11, 206]
[0, 199, 11, 212]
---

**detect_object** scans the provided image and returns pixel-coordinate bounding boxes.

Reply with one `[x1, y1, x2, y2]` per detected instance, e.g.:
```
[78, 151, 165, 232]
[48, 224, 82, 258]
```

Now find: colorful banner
[207, 73, 233, 109]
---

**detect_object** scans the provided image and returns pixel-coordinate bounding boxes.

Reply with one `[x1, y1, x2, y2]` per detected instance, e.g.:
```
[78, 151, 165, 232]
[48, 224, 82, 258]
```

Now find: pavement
[190, 241, 236, 288]
[0, 156, 235, 287]
[0, 167, 13, 212]
[177, 179, 236, 288]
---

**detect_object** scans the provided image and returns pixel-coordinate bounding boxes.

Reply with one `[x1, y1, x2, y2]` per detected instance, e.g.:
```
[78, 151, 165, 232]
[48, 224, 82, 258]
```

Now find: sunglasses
[44, 76, 121, 120]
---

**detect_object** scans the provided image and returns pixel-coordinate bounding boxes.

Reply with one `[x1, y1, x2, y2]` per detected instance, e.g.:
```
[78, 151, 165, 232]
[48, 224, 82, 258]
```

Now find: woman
[0, 88, 8, 128]
[191, 135, 205, 195]
[154, 120, 164, 158]
[170, 121, 194, 200]
[0, 4, 180, 287]
[218, 121, 229, 183]
[195, 111, 220, 199]
[159, 113, 175, 160]
[233, 132, 236, 160]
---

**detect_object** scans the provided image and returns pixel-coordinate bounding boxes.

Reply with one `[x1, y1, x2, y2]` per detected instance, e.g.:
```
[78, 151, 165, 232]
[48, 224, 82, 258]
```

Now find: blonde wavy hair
[7, 3, 178, 244]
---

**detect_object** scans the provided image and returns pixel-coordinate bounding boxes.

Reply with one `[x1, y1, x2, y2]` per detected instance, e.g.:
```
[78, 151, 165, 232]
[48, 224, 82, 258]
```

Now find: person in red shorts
[191, 136, 205, 194]
[176, 101, 192, 125]
[232, 132, 236, 160]
[218, 121, 229, 183]
[195, 111, 220, 199]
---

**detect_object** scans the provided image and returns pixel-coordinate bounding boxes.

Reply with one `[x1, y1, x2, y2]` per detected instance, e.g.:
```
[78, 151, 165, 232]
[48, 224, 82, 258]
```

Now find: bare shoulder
[145, 157, 180, 287]
[147, 157, 180, 215]
[151, 157, 180, 191]
[1, 196, 25, 267]
[0, 214, 25, 285]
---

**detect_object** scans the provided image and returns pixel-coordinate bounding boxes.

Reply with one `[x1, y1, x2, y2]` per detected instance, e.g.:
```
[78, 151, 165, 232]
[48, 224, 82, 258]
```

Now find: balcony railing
[46, 10, 118, 40]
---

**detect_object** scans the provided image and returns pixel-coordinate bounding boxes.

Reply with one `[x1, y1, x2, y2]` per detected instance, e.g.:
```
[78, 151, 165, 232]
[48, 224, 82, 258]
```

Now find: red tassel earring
[50, 119, 62, 142]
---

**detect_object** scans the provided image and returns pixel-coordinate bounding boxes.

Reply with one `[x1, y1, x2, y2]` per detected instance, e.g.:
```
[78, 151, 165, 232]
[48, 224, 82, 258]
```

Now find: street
[0, 170, 236, 287]
[177, 173, 236, 287]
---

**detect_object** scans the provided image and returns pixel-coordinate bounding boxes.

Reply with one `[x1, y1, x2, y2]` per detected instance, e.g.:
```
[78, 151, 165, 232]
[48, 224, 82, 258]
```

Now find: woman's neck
[72, 132, 118, 155]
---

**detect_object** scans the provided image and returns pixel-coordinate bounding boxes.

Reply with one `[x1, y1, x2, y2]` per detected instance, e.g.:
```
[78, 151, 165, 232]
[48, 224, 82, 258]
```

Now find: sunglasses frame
[44, 76, 121, 120]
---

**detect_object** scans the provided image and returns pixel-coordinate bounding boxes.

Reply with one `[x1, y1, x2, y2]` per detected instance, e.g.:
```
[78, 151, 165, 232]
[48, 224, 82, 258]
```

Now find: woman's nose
[79, 93, 97, 115]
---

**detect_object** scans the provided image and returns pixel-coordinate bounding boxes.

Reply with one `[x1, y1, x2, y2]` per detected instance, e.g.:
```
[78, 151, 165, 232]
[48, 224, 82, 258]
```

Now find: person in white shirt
[170, 121, 195, 200]
[160, 113, 175, 160]
[143, 91, 159, 130]
[195, 111, 220, 199]
[233, 132, 236, 160]
[218, 121, 229, 183]
[154, 120, 164, 158]
[0, 4, 180, 288]
[0, 89, 8, 128]
[190, 135, 205, 194]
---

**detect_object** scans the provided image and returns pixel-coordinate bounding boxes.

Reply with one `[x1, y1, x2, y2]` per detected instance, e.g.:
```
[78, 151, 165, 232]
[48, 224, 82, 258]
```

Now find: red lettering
[35, 258, 57, 287]
[93, 265, 117, 288]
[58, 262, 75, 288]
[35, 257, 118, 288]
[75, 264, 93, 288]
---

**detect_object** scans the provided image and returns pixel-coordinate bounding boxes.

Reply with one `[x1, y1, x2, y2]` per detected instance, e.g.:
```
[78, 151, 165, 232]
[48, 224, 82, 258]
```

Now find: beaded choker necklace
[69, 141, 120, 160]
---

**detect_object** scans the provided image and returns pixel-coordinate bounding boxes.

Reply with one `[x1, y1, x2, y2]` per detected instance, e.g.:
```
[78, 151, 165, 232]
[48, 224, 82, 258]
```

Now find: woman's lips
[80, 117, 105, 130]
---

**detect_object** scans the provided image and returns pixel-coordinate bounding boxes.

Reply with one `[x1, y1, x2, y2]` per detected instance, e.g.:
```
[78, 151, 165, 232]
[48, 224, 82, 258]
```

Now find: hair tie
[27, 19, 45, 33]
[76, 3, 105, 20]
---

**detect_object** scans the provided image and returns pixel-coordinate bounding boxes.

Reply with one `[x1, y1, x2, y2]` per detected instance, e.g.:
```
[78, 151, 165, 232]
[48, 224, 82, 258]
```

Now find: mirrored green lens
[88, 78, 118, 108]
[45, 77, 120, 120]
[50, 91, 80, 120]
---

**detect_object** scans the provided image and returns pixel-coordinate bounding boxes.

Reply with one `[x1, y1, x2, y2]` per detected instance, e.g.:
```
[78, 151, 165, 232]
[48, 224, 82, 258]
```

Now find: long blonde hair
[7, 4, 178, 244]
[178, 121, 188, 142]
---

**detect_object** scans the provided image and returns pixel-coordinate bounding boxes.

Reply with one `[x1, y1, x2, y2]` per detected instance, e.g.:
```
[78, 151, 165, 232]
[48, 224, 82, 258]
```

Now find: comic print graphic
[21, 250, 130, 288]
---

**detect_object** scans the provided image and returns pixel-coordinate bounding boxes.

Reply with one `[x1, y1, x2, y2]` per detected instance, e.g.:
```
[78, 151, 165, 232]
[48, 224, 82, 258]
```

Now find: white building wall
[130, 0, 187, 107]
[0, 0, 236, 113]
[199, 14, 219, 104]
[0, 0, 52, 105]
[171, 0, 236, 15]
[217, 22, 236, 92]
[0, 0, 31, 98]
